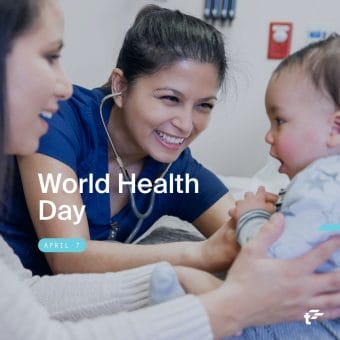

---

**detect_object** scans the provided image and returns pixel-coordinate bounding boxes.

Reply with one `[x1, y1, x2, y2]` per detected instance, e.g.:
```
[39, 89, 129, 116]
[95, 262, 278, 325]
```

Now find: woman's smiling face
[5, 0, 72, 155]
[119, 60, 219, 163]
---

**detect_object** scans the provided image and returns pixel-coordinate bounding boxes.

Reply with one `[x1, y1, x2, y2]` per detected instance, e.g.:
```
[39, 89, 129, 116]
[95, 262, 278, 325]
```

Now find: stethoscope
[99, 92, 172, 243]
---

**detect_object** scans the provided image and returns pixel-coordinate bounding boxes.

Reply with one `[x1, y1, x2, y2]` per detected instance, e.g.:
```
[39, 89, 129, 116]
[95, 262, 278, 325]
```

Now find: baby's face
[264, 67, 335, 179]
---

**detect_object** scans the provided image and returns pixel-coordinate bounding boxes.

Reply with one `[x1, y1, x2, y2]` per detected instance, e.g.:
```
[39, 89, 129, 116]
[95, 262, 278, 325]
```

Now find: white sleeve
[0, 258, 212, 340]
[0, 235, 155, 319]
[29, 263, 160, 320]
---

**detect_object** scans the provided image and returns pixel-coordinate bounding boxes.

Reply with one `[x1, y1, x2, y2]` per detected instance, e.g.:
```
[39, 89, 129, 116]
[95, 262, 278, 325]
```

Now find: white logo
[304, 309, 324, 325]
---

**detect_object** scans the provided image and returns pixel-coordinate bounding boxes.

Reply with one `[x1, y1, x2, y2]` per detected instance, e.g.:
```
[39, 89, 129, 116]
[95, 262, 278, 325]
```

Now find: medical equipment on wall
[100, 92, 172, 243]
[204, 0, 237, 22]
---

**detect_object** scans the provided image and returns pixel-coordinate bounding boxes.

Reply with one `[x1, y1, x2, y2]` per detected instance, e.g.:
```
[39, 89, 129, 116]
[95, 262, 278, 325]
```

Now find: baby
[150, 34, 340, 340]
[229, 34, 340, 272]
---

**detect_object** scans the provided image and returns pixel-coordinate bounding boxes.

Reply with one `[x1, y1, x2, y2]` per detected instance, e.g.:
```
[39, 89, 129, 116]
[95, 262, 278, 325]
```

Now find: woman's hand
[200, 213, 340, 338]
[229, 186, 277, 222]
[175, 266, 222, 295]
[200, 219, 240, 272]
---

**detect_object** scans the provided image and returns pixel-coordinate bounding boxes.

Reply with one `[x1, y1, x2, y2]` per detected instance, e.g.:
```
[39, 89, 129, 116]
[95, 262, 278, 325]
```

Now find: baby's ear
[327, 110, 340, 147]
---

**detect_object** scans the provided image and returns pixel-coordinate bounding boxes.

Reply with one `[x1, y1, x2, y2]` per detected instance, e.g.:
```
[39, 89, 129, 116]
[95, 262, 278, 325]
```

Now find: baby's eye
[275, 118, 285, 126]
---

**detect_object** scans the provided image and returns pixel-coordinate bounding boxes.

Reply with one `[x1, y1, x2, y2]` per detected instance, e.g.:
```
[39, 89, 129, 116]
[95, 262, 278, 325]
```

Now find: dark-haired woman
[7, 4, 242, 275]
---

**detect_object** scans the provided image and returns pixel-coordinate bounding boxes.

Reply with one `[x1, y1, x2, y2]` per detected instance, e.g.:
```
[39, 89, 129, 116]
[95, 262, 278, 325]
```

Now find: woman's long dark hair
[0, 0, 43, 194]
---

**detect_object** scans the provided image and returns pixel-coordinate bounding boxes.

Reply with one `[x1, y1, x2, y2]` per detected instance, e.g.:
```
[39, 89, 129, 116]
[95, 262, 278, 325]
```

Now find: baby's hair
[273, 33, 340, 107]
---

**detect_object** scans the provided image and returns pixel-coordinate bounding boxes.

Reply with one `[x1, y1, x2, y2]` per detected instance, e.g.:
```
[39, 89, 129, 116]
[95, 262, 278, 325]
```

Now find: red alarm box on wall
[267, 22, 293, 59]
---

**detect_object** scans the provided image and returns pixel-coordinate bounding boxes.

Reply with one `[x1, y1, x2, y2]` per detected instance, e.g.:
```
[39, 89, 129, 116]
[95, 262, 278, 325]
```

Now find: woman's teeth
[156, 130, 184, 145]
[40, 112, 53, 119]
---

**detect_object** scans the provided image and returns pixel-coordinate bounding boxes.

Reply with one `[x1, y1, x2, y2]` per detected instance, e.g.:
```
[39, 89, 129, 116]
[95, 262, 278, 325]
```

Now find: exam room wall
[59, 0, 340, 177]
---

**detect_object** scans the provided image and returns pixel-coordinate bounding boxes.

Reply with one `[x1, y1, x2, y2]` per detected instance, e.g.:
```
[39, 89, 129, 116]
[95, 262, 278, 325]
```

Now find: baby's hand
[229, 186, 276, 222]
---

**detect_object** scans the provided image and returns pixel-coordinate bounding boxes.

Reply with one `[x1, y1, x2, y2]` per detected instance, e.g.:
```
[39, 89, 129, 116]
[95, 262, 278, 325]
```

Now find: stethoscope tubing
[100, 93, 172, 243]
